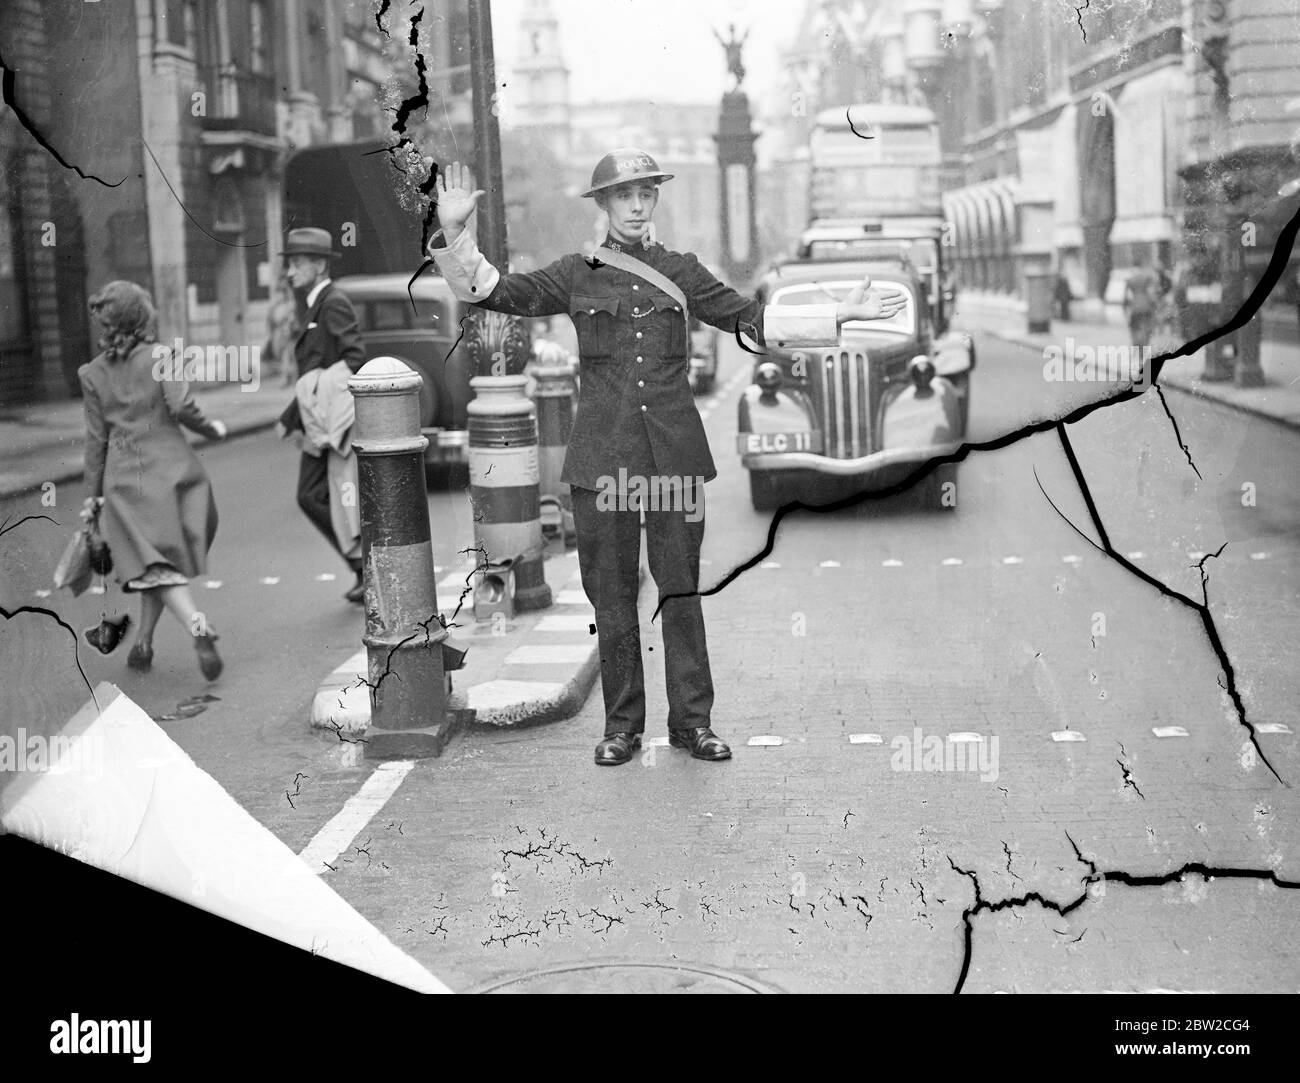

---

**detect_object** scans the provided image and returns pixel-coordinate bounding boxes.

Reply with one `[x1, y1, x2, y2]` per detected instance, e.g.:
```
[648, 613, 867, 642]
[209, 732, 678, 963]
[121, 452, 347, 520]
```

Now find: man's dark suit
[277, 280, 366, 560]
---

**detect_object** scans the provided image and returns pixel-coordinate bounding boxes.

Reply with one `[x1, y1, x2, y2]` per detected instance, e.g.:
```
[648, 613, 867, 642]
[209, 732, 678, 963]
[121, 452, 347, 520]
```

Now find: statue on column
[714, 22, 749, 91]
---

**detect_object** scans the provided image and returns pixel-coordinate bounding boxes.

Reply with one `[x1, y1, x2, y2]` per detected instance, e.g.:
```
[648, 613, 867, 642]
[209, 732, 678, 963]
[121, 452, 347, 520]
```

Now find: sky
[490, 0, 807, 108]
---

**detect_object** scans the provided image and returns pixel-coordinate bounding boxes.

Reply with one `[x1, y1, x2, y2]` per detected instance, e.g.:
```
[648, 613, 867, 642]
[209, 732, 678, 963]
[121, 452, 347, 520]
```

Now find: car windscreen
[770, 280, 915, 335]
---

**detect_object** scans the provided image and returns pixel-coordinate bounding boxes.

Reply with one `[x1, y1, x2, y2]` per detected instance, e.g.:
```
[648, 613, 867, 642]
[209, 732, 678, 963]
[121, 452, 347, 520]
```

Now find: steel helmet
[581, 147, 674, 198]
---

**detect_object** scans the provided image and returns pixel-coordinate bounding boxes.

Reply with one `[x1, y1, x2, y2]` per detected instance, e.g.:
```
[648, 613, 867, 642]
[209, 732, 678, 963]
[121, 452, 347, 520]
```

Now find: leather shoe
[344, 575, 365, 604]
[669, 726, 731, 761]
[594, 732, 641, 766]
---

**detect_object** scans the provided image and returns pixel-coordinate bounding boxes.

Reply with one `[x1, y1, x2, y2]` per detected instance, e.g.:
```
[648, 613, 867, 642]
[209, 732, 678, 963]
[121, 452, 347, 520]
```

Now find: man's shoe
[595, 732, 641, 766]
[669, 726, 732, 761]
[344, 575, 365, 604]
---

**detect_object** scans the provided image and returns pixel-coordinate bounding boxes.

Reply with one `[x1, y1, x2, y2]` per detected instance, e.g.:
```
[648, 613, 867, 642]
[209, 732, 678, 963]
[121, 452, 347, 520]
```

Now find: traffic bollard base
[365, 718, 459, 760]
[512, 554, 553, 611]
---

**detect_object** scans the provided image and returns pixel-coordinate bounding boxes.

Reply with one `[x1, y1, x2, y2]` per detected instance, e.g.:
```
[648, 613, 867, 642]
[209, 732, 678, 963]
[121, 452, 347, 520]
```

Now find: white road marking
[1126, 551, 1145, 560]
[299, 761, 416, 873]
[947, 732, 984, 742]
[1051, 730, 1087, 742]
[316, 573, 337, 582]
[34, 589, 51, 597]
[819, 560, 841, 568]
[259, 576, 280, 585]
[204, 580, 222, 588]
[1250, 552, 1269, 560]
[1002, 556, 1023, 565]
[942, 558, 962, 566]
[1256, 723, 1293, 734]
[504, 644, 593, 665]
[760, 561, 781, 569]
[534, 614, 596, 632]
[882, 559, 903, 567]
[1152, 726, 1189, 738]
[1062, 555, 1082, 564]
[1187, 550, 1206, 560]
[645, 736, 670, 747]
[747, 735, 784, 746]
[848, 733, 883, 744]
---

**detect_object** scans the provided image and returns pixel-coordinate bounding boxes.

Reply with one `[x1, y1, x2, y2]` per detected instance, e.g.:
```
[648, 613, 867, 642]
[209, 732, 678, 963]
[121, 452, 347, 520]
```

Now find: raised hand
[840, 274, 909, 323]
[433, 160, 486, 238]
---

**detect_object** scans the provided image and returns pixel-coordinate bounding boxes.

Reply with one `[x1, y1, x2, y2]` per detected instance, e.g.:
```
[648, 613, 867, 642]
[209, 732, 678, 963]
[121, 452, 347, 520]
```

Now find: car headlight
[756, 362, 782, 394]
[909, 355, 936, 391]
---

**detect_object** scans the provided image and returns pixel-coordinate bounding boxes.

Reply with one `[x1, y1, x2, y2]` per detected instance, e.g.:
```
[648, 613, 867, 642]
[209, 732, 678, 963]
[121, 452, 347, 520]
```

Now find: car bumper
[741, 441, 962, 477]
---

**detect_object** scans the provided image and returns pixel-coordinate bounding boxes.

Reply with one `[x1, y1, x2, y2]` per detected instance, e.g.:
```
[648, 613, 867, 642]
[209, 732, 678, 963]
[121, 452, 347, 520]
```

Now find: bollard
[1023, 269, 1053, 334]
[532, 358, 578, 547]
[467, 375, 552, 612]
[349, 357, 459, 759]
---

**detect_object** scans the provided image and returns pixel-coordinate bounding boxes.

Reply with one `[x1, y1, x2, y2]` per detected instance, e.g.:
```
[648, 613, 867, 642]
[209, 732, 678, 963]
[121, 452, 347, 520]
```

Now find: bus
[808, 102, 942, 224]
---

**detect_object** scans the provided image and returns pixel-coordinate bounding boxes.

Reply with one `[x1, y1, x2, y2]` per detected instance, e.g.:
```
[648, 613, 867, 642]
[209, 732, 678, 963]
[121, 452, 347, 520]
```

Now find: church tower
[511, 0, 571, 159]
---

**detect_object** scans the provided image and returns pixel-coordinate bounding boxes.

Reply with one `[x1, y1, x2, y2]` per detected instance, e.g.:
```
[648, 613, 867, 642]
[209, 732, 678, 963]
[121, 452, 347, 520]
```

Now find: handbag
[53, 525, 94, 596]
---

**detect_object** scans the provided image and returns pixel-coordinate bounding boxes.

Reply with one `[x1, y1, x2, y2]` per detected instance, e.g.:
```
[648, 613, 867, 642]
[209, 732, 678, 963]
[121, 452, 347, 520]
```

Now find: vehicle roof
[760, 260, 922, 290]
[333, 272, 454, 300]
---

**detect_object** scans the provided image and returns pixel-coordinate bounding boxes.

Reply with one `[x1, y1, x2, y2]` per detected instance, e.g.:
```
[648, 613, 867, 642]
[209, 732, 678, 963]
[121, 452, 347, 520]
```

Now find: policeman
[429, 151, 905, 766]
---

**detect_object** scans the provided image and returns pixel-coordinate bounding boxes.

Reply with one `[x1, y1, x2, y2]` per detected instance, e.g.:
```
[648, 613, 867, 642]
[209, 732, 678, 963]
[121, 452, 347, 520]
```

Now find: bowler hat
[283, 227, 339, 259]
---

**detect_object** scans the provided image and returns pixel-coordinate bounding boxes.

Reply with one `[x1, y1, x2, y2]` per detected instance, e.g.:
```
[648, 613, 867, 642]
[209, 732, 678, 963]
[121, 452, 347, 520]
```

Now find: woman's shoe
[126, 642, 153, 672]
[193, 630, 223, 681]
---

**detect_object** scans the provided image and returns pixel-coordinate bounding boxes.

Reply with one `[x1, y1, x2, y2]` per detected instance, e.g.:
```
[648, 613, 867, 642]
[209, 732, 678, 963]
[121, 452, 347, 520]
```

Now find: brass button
[632, 284, 639, 290]
[637, 380, 644, 387]
[633, 307, 640, 314]
[640, 404, 647, 411]
[635, 331, 642, 339]
[636, 356, 643, 362]
[589, 308, 596, 314]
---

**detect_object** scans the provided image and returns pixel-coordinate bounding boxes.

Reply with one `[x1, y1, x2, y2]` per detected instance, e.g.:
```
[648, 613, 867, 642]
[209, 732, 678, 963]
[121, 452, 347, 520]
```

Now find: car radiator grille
[810, 350, 874, 459]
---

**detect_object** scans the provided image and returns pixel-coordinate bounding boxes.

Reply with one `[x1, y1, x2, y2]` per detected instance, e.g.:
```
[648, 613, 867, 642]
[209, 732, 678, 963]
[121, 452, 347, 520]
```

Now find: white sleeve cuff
[761, 303, 839, 348]
[431, 227, 501, 303]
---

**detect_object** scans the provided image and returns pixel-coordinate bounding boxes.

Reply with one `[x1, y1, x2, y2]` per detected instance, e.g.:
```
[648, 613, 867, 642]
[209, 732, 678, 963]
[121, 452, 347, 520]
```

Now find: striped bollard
[349, 357, 456, 759]
[532, 358, 577, 547]
[467, 375, 552, 613]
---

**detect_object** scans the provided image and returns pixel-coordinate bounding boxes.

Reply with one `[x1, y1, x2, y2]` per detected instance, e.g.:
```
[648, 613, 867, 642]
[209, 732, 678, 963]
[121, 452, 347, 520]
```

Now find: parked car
[737, 258, 975, 511]
[689, 315, 719, 395]
[333, 273, 475, 478]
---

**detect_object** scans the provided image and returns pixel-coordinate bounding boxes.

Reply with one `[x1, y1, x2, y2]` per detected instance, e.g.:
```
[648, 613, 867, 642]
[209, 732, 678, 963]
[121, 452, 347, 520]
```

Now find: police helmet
[581, 147, 674, 198]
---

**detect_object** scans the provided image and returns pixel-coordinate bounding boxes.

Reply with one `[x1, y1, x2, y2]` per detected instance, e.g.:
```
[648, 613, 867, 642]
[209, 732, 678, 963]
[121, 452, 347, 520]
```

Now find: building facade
[0, 0, 468, 406]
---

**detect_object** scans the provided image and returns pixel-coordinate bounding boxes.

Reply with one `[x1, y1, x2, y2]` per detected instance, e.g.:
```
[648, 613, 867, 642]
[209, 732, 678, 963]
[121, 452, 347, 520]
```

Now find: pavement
[953, 291, 1300, 430]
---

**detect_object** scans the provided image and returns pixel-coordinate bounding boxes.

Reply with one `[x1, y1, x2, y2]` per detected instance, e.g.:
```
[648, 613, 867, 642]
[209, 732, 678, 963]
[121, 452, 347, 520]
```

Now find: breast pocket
[569, 295, 619, 359]
[645, 292, 688, 357]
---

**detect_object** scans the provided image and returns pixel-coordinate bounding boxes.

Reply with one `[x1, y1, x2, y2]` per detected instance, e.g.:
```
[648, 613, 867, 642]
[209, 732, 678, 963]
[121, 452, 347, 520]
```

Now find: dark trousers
[571, 483, 714, 736]
[297, 452, 360, 571]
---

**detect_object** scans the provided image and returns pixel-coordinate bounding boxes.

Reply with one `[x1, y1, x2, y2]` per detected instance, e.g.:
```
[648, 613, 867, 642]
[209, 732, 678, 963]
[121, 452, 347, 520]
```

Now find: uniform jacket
[278, 280, 366, 435]
[432, 229, 838, 490]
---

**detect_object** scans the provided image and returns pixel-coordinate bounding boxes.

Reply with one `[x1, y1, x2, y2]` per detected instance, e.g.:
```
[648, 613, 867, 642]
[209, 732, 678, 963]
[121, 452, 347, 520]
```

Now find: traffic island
[310, 548, 614, 737]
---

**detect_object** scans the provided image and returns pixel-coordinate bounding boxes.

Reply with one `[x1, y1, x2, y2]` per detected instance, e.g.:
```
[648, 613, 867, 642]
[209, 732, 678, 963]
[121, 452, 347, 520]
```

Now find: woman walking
[79, 281, 228, 679]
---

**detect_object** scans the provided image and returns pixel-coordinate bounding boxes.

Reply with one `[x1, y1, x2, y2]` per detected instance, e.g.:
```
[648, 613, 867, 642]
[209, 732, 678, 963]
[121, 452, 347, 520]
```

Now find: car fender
[879, 376, 962, 451]
[738, 384, 814, 434]
[932, 331, 975, 376]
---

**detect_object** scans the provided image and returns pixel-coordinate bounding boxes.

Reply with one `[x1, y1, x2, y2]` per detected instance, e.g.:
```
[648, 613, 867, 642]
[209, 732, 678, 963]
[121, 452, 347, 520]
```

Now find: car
[736, 257, 975, 511]
[688, 315, 719, 395]
[332, 273, 476, 479]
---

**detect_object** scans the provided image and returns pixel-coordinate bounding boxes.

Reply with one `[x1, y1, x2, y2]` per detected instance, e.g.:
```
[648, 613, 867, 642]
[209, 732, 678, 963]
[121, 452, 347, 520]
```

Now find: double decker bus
[808, 102, 942, 224]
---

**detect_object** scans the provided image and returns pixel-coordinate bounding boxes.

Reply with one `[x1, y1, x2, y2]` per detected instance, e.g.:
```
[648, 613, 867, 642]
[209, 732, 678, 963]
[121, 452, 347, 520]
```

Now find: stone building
[0, 0, 466, 406]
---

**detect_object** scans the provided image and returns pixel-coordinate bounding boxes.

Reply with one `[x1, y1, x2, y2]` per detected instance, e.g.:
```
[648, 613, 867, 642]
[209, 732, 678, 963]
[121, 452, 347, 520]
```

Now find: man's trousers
[298, 451, 360, 570]
[570, 483, 714, 737]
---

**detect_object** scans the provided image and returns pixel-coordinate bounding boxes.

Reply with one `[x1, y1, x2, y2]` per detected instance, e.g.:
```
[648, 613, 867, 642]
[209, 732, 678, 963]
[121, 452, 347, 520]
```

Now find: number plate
[737, 431, 823, 455]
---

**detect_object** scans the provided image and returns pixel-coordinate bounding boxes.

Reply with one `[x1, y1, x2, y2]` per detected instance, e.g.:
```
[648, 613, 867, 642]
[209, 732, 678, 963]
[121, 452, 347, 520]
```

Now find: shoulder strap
[594, 246, 688, 321]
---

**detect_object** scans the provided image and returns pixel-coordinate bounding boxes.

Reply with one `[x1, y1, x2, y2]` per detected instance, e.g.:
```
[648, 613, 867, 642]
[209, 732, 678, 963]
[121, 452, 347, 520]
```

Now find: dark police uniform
[432, 227, 836, 739]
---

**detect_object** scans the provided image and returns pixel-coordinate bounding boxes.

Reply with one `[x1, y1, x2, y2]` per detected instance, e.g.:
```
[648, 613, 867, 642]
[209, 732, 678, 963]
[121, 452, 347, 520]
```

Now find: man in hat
[276, 227, 368, 603]
[427, 153, 906, 766]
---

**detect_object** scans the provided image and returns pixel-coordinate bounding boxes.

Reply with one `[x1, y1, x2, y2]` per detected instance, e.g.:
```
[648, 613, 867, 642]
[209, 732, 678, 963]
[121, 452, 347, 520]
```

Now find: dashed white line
[819, 560, 841, 568]
[1152, 726, 1189, 738]
[848, 733, 883, 744]
[882, 559, 903, 567]
[1002, 556, 1023, 565]
[1062, 555, 1082, 564]
[299, 760, 416, 873]
[259, 576, 280, 586]
[1051, 730, 1087, 742]
[942, 558, 962, 566]
[748, 735, 784, 746]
